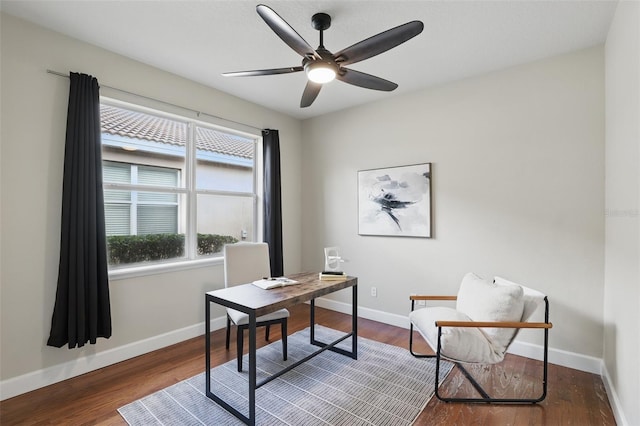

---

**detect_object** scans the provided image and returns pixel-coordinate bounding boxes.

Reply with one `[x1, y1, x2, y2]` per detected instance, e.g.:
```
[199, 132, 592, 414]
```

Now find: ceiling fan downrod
[311, 12, 331, 49]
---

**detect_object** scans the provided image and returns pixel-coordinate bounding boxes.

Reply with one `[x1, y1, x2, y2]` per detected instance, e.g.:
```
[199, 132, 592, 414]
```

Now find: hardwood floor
[0, 304, 616, 425]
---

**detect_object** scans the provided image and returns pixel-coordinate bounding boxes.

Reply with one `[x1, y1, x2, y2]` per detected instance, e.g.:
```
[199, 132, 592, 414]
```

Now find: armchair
[409, 272, 552, 403]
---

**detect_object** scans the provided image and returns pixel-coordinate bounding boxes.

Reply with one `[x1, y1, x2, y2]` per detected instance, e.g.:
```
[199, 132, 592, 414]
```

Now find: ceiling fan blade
[222, 66, 303, 77]
[300, 81, 322, 107]
[337, 68, 398, 91]
[334, 21, 424, 66]
[256, 4, 319, 59]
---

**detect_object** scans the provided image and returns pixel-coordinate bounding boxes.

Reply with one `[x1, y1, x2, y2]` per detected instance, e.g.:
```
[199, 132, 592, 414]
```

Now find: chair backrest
[223, 242, 272, 288]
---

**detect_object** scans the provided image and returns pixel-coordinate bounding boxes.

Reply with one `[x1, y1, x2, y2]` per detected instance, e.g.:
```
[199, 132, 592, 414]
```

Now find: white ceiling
[1, 0, 618, 120]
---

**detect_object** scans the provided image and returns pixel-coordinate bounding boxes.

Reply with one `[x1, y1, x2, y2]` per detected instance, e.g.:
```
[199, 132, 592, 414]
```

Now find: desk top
[206, 272, 357, 317]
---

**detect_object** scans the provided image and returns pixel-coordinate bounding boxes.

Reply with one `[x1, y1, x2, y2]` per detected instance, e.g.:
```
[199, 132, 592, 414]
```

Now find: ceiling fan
[222, 4, 424, 108]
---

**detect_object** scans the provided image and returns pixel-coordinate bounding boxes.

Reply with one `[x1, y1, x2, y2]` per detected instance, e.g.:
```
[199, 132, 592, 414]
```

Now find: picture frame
[358, 163, 432, 238]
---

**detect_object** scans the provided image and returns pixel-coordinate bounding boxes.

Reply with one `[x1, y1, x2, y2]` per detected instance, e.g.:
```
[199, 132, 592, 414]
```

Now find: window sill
[108, 256, 223, 281]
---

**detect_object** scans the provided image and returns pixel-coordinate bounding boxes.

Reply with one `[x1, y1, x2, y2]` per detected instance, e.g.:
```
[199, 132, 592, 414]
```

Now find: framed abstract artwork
[358, 163, 432, 238]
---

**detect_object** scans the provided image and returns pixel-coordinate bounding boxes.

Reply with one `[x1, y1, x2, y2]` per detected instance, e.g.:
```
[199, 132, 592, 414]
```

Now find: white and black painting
[358, 163, 431, 238]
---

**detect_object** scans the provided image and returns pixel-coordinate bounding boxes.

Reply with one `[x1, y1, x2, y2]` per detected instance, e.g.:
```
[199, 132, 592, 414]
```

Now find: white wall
[301, 47, 605, 358]
[0, 12, 302, 396]
[604, 1, 640, 425]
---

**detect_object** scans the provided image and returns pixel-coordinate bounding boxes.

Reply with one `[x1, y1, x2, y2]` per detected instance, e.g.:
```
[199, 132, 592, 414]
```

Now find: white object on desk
[252, 277, 299, 290]
[324, 247, 345, 272]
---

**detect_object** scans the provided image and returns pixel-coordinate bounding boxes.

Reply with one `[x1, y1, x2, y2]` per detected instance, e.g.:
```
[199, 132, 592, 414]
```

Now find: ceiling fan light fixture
[305, 61, 336, 84]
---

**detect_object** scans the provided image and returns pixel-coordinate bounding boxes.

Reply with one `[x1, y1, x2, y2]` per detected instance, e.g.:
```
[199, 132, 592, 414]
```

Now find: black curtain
[47, 72, 112, 348]
[262, 129, 284, 277]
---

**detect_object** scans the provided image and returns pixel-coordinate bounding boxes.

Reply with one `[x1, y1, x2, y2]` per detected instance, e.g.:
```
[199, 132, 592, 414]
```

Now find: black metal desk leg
[205, 297, 211, 396]
[308, 286, 357, 360]
[248, 312, 257, 426]
[310, 299, 316, 343]
[352, 285, 358, 359]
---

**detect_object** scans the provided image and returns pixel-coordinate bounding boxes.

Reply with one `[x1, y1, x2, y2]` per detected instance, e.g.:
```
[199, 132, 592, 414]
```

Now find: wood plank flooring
[0, 304, 616, 425]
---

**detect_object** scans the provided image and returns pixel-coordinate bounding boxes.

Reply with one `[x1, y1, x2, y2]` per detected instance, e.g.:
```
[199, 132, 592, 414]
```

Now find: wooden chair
[409, 273, 552, 403]
[223, 242, 289, 372]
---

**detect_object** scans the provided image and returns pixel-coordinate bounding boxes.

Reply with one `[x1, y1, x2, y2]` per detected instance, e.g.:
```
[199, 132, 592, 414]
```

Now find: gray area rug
[118, 325, 453, 425]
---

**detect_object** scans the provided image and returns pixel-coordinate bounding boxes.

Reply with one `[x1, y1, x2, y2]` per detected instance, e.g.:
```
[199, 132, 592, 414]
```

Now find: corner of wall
[601, 361, 631, 426]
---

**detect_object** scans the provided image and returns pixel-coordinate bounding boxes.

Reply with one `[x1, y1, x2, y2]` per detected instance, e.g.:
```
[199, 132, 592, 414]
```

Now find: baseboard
[313, 297, 603, 375]
[0, 316, 228, 401]
[507, 340, 603, 374]
[312, 297, 411, 329]
[0, 298, 609, 402]
[601, 361, 631, 426]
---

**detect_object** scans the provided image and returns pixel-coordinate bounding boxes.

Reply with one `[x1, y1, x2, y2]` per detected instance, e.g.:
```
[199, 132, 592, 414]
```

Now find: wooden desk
[204, 272, 358, 425]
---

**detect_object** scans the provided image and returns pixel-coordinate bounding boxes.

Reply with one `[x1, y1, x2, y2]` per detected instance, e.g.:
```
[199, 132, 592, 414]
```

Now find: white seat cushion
[456, 273, 525, 355]
[410, 306, 504, 363]
[227, 307, 290, 326]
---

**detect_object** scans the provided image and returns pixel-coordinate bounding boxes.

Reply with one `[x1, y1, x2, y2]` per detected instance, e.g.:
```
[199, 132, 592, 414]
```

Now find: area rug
[118, 325, 453, 425]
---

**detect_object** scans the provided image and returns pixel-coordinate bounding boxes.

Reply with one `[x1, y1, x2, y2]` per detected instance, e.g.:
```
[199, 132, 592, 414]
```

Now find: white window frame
[101, 98, 262, 281]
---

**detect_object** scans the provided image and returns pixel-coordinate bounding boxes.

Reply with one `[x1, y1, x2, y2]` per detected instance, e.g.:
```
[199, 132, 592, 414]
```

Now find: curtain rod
[46, 69, 264, 133]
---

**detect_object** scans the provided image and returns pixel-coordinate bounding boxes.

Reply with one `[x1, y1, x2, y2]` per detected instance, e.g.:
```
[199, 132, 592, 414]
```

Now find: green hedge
[107, 233, 238, 265]
[196, 233, 238, 256]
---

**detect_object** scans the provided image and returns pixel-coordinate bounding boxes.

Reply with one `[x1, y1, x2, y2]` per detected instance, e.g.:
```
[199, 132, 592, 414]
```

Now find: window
[100, 100, 258, 271]
[104, 162, 180, 235]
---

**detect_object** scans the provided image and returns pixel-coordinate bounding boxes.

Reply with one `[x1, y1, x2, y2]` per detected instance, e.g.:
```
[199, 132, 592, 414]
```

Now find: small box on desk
[319, 271, 347, 280]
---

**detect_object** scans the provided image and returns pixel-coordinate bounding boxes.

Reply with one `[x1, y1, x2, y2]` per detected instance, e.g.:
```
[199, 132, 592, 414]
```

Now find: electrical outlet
[371, 286, 377, 297]
[411, 293, 425, 306]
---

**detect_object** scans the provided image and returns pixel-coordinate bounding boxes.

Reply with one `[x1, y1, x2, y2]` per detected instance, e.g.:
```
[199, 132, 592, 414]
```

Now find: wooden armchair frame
[409, 294, 552, 404]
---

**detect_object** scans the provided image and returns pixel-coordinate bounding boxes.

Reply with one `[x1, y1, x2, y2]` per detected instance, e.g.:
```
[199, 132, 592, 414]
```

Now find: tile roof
[100, 104, 253, 159]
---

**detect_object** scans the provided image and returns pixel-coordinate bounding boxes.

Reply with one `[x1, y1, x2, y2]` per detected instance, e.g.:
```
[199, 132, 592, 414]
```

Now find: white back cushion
[456, 273, 525, 355]
[494, 276, 545, 322]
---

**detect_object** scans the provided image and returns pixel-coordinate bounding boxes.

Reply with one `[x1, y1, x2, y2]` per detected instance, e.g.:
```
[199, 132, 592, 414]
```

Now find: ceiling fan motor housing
[311, 13, 331, 31]
[304, 48, 338, 84]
